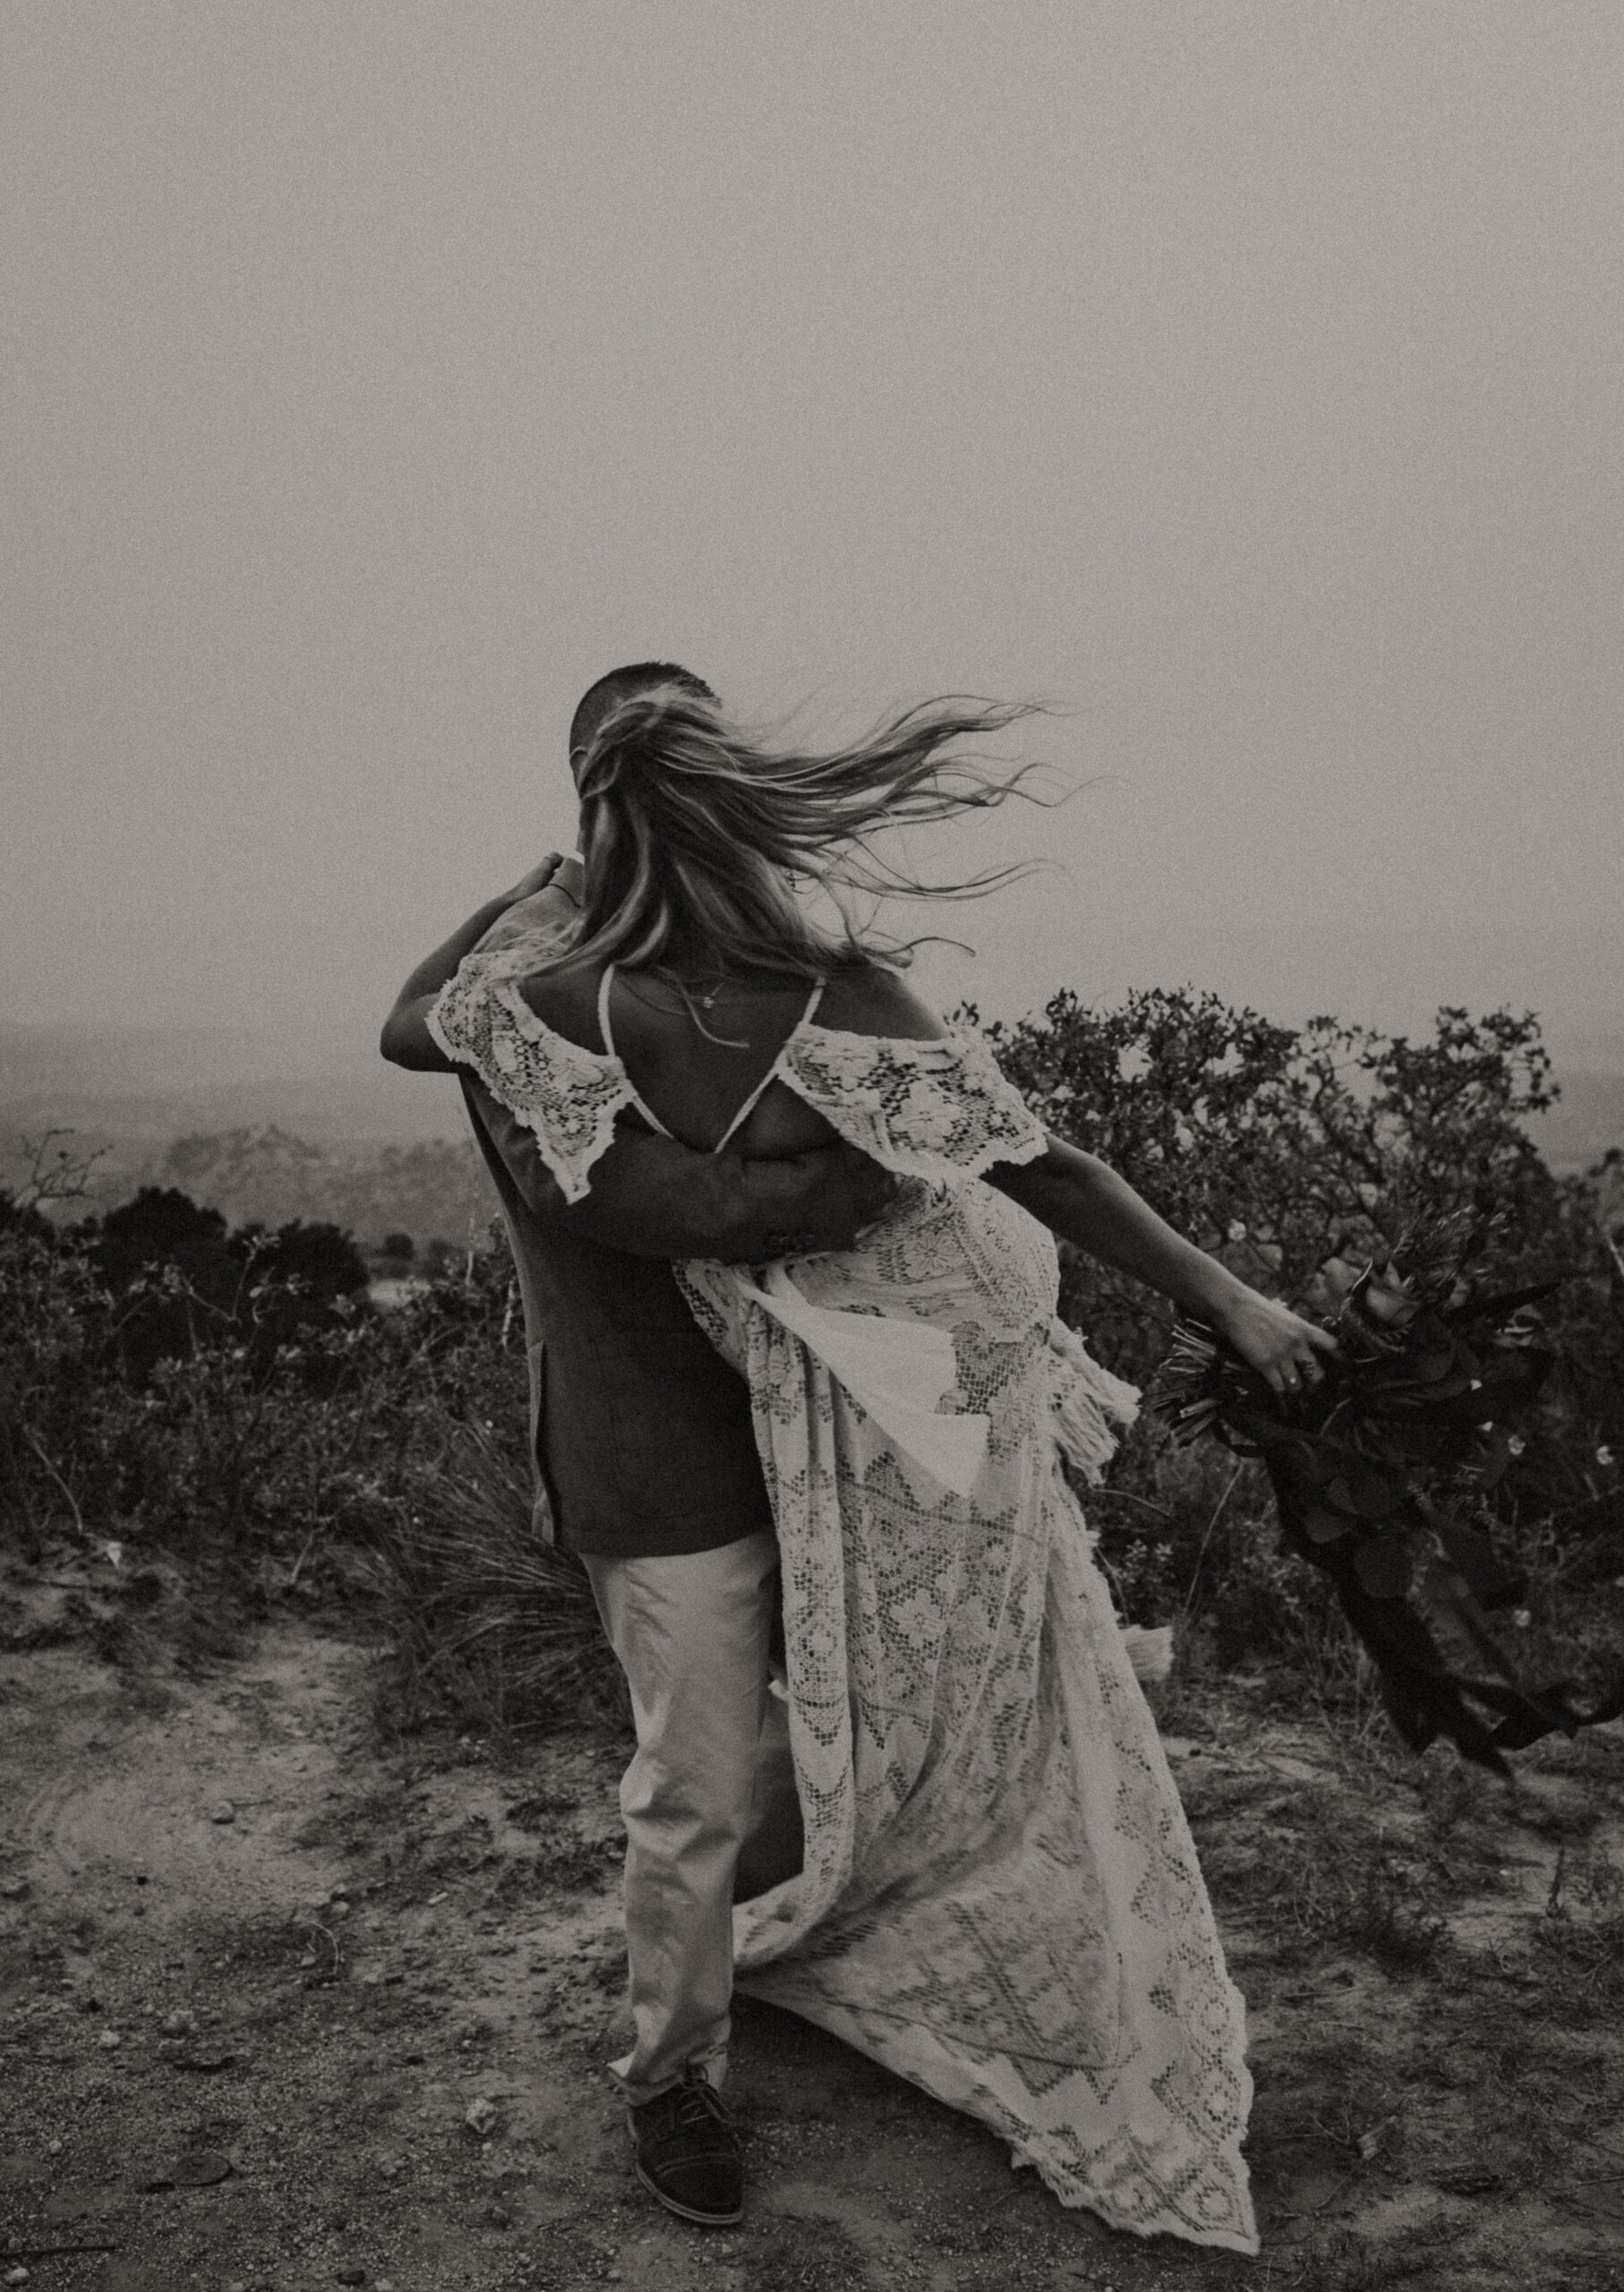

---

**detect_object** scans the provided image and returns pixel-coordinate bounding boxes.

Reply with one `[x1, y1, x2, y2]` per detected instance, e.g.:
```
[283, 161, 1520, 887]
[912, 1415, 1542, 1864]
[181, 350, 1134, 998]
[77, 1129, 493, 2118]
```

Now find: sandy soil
[4, 1586, 1624, 2292]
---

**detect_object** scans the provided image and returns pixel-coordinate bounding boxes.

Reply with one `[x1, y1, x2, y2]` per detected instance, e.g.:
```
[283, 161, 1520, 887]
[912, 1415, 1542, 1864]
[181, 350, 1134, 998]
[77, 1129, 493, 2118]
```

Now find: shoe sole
[632, 2154, 743, 2228]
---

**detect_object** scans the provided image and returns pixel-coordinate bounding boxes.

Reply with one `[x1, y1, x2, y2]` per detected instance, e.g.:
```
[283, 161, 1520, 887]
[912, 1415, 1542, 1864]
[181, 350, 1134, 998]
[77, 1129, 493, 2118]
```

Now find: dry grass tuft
[366, 1421, 628, 1740]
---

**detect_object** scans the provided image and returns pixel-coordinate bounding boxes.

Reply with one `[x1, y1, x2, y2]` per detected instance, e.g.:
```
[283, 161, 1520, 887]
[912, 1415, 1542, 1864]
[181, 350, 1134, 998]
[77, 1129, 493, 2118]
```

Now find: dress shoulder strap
[595, 964, 677, 1141]
[709, 977, 827, 1154]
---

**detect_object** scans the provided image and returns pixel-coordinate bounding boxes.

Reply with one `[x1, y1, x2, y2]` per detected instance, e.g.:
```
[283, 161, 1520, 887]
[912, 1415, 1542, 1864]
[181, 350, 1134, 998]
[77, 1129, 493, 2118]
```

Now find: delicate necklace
[620, 971, 729, 1018]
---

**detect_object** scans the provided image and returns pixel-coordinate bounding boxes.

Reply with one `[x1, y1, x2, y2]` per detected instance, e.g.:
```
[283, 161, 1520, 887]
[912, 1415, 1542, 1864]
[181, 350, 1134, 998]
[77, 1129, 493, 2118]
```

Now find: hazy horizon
[5, 5, 1620, 1063]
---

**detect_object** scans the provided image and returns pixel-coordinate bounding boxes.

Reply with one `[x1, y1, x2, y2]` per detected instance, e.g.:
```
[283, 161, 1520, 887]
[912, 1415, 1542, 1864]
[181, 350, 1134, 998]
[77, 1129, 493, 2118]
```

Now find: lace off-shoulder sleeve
[783, 1023, 1048, 1184]
[426, 946, 635, 1204]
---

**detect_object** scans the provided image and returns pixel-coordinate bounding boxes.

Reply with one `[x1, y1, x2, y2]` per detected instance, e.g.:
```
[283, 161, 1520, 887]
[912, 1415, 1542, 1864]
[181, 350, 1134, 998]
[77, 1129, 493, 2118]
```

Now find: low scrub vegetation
[3, 996, 1620, 1753]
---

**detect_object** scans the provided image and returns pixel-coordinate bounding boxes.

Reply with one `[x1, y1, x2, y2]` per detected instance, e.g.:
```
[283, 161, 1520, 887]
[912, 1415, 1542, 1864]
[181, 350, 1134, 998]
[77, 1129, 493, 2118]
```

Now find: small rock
[209, 1801, 236, 1825]
[5, 2266, 30, 2285]
[160, 2009, 197, 2038]
[0, 1878, 29, 1902]
[46, 2140, 61, 2156]
[98, 2030, 122, 2050]
[485, 2202, 511, 2227]
[464, 2096, 499, 2136]
[171, 2150, 231, 2187]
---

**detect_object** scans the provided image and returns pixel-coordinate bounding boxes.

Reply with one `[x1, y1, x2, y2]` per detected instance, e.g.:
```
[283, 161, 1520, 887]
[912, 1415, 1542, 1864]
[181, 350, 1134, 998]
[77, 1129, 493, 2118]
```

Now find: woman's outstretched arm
[987, 1137, 1336, 1396]
[813, 964, 1331, 1391]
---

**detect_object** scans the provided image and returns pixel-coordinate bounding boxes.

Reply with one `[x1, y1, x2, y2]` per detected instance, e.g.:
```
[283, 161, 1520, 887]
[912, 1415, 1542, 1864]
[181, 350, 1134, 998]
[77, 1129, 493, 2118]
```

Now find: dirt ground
[4, 1569, 1624, 2292]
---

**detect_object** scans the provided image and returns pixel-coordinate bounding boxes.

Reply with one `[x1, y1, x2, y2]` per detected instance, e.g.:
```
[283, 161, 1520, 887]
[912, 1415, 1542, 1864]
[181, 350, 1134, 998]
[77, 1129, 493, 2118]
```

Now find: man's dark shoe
[628, 2065, 743, 2226]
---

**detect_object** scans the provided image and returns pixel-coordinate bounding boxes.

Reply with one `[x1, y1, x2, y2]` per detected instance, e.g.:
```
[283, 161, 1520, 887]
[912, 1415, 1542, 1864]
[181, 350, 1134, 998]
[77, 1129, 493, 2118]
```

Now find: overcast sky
[5, 3, 1620, 1065]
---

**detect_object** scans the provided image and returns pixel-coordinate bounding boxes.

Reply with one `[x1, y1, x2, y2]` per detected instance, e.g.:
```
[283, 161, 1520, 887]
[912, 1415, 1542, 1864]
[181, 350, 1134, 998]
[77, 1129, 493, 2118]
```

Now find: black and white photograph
[3, 8, 1621, 2289]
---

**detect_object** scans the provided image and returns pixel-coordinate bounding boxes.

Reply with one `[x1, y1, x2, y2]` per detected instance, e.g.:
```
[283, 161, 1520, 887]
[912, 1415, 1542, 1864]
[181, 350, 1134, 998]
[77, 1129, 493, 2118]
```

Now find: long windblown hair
[540, 682, 1050, 988]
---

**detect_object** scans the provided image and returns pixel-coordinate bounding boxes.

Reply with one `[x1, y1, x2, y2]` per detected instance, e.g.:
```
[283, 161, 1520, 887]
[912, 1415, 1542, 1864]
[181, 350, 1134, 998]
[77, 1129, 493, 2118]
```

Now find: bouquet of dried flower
[1154, 1202, 1624, 1773]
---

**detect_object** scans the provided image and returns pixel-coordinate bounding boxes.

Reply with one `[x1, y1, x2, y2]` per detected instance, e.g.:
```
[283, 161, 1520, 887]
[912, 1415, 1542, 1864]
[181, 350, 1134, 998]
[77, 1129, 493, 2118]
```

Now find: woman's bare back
[519, 960, 947, 1158]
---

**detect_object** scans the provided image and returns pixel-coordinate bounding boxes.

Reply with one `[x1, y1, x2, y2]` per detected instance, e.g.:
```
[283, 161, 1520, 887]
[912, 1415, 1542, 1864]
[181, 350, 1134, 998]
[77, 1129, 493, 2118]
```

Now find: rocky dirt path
[4, 1612, 1623, 2292]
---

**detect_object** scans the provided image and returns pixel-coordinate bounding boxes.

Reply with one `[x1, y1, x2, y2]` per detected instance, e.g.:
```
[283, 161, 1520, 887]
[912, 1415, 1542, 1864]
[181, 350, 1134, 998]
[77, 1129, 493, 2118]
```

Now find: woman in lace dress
[428, 681, 1332, 2254]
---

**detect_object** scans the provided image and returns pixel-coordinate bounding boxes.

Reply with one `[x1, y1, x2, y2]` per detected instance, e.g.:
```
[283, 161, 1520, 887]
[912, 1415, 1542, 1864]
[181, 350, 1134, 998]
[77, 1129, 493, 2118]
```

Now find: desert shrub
[984, 992, 1621, 1707]
[110, 1243, 535, 1587]
[0, 1185, 612, 1725]
[0, 1211, 124, 1556]
[1, 1170, 501, 1565]
[366, 1417, 627, 1739]
[84, 1189, 370, 1384]
[980, 989, 1564, 1383]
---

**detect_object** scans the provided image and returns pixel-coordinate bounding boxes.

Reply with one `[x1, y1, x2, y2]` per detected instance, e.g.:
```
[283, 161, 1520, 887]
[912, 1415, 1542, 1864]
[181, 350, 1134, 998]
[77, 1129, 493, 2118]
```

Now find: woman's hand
[499, 854, 567, 908]
[1212, 1288, 1338, 1398]
[382, 858, 569, 1073]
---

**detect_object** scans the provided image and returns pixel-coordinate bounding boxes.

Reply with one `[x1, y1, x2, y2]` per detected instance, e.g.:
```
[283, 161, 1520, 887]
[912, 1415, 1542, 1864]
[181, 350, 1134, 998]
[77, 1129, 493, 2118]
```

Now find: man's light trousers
[583, 1531, 801, 2108]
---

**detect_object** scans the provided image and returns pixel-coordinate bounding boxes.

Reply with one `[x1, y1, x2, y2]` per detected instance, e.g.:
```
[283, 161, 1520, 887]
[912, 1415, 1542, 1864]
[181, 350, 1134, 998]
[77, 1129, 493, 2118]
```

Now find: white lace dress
[431, 944, 1258, 2254]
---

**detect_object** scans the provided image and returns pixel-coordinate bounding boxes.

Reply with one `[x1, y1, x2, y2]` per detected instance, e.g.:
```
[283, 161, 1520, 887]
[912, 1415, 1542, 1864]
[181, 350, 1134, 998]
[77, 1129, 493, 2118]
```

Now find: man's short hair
[568, 662, 718, 769]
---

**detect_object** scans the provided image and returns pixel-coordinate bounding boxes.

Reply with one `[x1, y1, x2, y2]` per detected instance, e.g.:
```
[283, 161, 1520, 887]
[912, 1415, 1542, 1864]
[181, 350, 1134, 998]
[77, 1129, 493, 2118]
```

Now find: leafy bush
[982, 991, 1623, 1713]
[0, 1165, 619, 1726]
[980, 990, 1564, 1377]
[1, 1197, 127, 1558]
[88, 1186, 370, 1384]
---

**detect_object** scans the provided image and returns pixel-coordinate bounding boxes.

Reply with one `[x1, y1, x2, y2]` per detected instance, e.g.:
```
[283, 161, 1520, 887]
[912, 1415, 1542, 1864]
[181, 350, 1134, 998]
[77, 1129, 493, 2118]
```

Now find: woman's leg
[583, 1530, 780, 2105]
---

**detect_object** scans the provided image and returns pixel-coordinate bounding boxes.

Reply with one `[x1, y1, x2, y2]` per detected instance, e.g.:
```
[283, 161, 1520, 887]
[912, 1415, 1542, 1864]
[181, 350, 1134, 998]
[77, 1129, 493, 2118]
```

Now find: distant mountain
[0, 1020, 469, 1215]
[146, 1126, 499, 1252]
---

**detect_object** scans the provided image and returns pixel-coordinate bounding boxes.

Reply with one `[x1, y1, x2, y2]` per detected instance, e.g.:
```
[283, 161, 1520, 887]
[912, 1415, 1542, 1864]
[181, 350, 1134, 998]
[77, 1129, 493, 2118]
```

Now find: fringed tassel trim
[1046, 1315, 1141, 1487]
